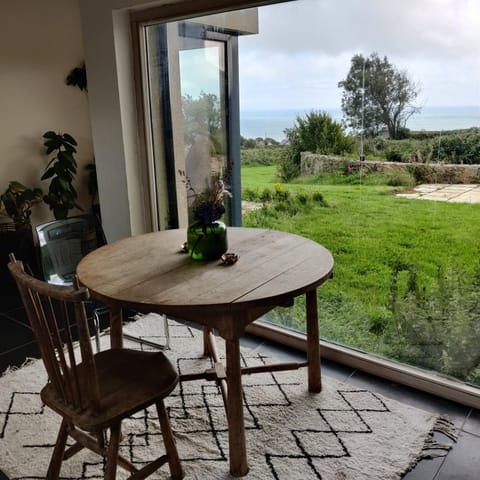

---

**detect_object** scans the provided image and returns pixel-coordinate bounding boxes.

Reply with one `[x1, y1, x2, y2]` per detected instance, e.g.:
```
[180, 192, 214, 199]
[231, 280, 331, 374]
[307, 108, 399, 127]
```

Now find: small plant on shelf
[0, 181, 43, 228]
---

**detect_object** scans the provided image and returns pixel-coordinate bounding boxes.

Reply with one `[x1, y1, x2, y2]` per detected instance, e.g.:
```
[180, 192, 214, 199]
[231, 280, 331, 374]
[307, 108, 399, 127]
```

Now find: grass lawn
[241, 165, 480, 379]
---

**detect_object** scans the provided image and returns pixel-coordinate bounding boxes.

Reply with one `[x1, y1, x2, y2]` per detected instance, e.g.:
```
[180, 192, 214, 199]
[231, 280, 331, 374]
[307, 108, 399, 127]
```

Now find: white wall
[0, 0, 93, 227]
[0, 0, 269, 240]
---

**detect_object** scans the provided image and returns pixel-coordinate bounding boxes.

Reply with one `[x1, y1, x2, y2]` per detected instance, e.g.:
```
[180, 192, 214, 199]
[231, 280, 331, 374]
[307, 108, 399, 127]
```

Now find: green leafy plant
[42, 131, 82, 219]
[0, 181, 43, 227]
[66, 63, 87, 91]
[386, 258, 480, 381]
[280, 111, 355, 181]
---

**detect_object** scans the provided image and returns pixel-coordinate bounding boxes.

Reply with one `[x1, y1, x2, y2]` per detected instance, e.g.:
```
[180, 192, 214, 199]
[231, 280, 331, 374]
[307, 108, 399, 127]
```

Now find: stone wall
[300, 153, 480, 184]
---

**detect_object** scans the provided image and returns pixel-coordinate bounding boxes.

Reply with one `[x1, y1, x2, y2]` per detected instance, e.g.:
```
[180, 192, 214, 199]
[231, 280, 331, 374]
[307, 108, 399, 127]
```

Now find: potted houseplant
[0, 181, 43, 288]
[0, 181, 43, 228]
[41, 131, 82, 219]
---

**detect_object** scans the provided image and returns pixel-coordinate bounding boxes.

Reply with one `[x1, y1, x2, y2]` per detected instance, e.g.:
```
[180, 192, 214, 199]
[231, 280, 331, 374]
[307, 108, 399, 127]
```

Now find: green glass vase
[187, 221, 228, 261]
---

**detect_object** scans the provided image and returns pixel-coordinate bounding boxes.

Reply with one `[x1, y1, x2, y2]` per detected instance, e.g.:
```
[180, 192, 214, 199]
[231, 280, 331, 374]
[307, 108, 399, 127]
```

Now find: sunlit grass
[241, 165, 480, 359]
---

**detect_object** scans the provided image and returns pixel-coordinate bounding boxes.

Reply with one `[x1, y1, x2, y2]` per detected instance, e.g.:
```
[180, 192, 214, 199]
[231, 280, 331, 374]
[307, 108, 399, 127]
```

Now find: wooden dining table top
[76, 227, 334, 320]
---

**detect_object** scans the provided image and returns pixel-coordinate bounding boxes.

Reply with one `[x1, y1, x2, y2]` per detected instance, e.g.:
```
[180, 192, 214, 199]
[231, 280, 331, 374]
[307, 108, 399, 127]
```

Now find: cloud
[243, 0, 480, 60]
[238, 0, 480, 109]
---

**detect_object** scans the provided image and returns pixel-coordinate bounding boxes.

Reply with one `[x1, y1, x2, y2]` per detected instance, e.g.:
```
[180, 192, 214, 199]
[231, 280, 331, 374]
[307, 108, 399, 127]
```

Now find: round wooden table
[77, 227, 334, 477]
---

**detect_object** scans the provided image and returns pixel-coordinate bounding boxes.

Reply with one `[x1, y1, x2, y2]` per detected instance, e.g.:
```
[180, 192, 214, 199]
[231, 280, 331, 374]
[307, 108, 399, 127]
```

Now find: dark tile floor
[1, 288, 479, 479]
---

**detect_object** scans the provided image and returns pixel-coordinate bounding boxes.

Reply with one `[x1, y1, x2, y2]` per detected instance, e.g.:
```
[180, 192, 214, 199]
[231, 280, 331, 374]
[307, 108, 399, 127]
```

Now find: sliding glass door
[140, 19, 243, 230]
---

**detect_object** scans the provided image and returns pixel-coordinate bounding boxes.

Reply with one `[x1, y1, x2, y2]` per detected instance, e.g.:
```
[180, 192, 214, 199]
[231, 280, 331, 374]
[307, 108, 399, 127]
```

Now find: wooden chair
[8, 254, 183, 480]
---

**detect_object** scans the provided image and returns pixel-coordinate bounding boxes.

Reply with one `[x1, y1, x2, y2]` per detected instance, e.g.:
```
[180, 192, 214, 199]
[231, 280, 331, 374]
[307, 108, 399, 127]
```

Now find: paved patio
[397, 184, 480, 203]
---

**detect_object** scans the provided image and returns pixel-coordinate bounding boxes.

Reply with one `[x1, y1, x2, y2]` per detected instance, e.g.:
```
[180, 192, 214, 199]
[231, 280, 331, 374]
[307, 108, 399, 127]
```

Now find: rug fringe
[403, 415, 457, 477]
[420, 416, 457, 457]
[1, 357, 38, 378]
[431, 417, 458, 442]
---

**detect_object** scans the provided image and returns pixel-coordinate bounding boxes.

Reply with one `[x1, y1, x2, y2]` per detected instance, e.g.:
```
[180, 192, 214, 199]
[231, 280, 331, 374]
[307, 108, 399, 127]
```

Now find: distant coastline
[240, 105, 480, 141]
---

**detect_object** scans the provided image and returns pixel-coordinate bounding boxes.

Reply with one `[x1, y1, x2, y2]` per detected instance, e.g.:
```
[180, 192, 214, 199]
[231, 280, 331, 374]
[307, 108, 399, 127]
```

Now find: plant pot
[187, 221, 228, 261]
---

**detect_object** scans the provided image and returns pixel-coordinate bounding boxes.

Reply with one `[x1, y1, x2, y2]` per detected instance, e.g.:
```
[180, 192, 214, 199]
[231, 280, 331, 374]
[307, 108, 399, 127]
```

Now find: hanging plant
[66, 63, 87, 91]
[41, 131, 82, 219]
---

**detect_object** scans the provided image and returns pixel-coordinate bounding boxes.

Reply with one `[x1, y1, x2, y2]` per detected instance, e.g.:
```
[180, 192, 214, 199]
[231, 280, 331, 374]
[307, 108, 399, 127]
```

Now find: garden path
[397, 184, 480, 203]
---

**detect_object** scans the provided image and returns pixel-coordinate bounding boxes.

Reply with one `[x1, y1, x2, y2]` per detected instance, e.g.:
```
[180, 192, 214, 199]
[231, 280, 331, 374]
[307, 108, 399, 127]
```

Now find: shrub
[242, 188, 258, 201]
[280, 111, 355, 181]
[386, 258, 480, 381]
[385, 147, 405, 163]
[241, 146, 285, 166]
[296, 193, 308, 205]
[260, 188, 273, 202]
[385, 170, 415, 187]
[407, 164, 432, 183]
[243, 187, 328, 225]
[367, 128, 480, 165]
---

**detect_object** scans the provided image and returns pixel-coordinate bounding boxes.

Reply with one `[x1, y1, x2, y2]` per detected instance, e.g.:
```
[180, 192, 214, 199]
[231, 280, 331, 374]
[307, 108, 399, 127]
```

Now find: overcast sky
[237, 0, 480, 110]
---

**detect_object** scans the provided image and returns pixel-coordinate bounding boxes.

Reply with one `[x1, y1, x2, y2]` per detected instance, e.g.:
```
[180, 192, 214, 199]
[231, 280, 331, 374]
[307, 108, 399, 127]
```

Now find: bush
[407, 164, 434, 183]
[385, 148, 404, 162]
[243, 187, 328, 225]
[385, 170, 415, 187]
[438, 129, 480, 164]
[241, 146, 285, 166]
[278, 145, 302, 181]
[280, 111, 355, 181]
[386, 258, 480, 381]
[365, 128, 480, 165]
[260, 188, 273, 202]
[242, 188, 258, 201]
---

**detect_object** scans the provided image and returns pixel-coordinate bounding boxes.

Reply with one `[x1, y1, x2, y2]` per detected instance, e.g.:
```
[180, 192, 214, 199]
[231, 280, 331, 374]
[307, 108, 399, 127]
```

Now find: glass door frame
[133, 17, 242, 231]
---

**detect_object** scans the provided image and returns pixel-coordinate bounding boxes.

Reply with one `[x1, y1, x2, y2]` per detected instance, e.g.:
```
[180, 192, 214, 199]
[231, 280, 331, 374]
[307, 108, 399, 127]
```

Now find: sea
[239, 106, 480, 142]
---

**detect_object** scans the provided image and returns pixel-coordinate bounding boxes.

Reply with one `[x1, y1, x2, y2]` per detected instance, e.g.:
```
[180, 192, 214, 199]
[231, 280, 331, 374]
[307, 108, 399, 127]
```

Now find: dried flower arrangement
[180, 169, 231, 226]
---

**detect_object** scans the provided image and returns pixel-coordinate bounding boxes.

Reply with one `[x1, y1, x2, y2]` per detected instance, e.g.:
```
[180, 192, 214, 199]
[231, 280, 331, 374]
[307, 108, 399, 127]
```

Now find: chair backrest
[8, 254, 101, 414]
[36, 215, 105, 286]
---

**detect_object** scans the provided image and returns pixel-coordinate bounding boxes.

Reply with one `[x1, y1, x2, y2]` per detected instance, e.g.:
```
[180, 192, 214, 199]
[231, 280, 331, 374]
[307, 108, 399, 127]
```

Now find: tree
[338, 53, 420, 139]
[280, 111, 355, 180]
[182, 92, 224, 154]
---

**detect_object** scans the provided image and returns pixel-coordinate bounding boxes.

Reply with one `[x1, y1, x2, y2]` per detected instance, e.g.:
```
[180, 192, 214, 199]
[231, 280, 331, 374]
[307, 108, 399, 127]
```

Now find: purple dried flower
[179, 169, 231, 225]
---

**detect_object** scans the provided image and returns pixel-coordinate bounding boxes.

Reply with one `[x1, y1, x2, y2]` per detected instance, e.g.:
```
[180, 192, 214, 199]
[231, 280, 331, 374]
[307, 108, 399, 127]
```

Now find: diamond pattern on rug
[0, 316, 455, 480]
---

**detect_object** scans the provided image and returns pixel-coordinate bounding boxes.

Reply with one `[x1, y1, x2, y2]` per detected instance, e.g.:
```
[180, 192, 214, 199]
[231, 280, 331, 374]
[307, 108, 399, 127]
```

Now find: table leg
[109, 306, 123, 349]
[225, 337, 249, 477]
[306, 289, 322, 392]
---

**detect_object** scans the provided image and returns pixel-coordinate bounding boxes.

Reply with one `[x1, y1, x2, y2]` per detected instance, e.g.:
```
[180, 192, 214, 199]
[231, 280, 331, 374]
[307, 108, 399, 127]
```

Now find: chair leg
[156, 401, 183, 480]
[105, 423, 121, 480]
[46, 419, 69, 479]
[93, 310, 101, 353]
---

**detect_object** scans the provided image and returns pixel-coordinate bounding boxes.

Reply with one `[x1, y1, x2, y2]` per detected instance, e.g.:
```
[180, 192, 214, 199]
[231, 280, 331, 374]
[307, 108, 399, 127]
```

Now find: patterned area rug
[0, 314, 456, 479]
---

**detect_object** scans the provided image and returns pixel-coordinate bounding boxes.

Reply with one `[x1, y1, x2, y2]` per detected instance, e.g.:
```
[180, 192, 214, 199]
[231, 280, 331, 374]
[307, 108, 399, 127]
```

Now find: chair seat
[41, 349, 179, 432]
